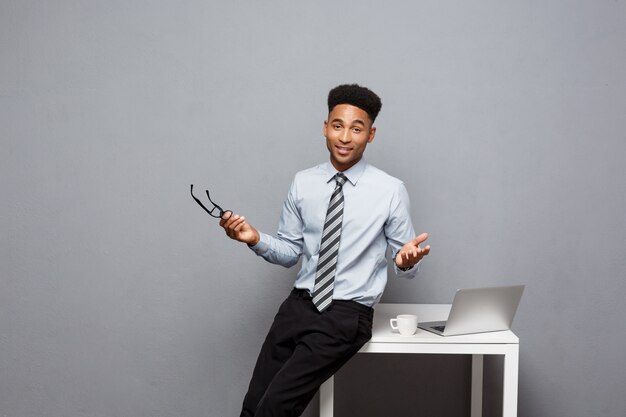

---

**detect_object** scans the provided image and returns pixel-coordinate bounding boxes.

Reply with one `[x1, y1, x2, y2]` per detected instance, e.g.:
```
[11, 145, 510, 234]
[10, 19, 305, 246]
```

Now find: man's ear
[368, 126, 376, 143]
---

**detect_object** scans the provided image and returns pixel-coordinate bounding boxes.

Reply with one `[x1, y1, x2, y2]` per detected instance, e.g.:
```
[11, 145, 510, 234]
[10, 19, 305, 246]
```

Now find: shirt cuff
[393, 253, 422, 274]
[248, 232, 270, 255]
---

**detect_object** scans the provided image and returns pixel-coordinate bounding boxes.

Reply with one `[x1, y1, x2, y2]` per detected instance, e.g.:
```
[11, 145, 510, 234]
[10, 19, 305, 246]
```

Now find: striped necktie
[312, 173, 347, 312]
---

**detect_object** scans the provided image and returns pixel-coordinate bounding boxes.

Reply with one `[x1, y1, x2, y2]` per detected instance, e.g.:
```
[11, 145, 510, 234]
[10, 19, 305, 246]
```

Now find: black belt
[290, 288, 374, 318]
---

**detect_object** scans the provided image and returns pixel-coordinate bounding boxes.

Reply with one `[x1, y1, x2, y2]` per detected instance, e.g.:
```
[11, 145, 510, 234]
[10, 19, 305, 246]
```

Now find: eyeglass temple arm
[205, 190, 226, 214]
[190, 184, 219, 216]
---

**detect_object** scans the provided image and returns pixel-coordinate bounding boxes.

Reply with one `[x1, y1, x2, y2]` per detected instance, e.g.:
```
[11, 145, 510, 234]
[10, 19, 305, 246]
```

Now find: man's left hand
[395, 232, 431, 269]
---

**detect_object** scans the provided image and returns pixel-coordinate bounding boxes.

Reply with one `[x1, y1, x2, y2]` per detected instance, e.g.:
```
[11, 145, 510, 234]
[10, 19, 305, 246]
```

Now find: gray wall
[2, 1, 625, 416]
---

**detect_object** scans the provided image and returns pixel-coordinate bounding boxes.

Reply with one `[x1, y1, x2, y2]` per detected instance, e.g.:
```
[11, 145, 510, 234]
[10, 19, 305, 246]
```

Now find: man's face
[323, 104, 376, 172]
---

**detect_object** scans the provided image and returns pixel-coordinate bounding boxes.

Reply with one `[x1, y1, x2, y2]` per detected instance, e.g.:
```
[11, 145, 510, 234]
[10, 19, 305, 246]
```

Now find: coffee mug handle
[390, 318, 398, 330]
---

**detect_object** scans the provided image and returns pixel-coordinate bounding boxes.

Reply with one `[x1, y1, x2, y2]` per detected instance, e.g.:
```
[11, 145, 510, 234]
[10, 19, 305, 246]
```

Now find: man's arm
[218, 179, 304, 268]
[385, 182, 431, 273]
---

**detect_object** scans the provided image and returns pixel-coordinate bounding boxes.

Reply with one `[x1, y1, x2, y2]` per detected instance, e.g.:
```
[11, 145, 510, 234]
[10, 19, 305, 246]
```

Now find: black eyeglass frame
[190, 184, 232, 219]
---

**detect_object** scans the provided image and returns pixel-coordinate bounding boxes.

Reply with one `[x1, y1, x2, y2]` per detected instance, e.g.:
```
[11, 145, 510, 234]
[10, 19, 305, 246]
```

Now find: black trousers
[240, 288, 374, 417]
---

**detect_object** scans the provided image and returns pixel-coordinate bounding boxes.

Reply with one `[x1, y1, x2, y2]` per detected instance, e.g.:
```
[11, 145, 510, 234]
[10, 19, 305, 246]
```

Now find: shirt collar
[323, 158, 367, 186]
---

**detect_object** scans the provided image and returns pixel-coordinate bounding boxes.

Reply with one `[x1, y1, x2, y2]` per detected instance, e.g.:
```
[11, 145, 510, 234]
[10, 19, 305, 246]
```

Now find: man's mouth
[336, 146, 352, 156]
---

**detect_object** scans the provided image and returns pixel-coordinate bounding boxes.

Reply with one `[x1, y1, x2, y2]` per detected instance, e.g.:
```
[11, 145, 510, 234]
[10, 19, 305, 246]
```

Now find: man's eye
[333, 125, 342, 129]
[353, 128, 361, 133]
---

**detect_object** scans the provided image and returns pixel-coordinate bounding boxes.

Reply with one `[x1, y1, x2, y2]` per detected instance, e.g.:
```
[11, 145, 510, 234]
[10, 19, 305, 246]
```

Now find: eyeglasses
[190, 184, 232, 219]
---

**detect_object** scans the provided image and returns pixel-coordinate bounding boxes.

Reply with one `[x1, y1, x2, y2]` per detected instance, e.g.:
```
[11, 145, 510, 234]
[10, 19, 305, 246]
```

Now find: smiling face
[323, 104, 376, 172]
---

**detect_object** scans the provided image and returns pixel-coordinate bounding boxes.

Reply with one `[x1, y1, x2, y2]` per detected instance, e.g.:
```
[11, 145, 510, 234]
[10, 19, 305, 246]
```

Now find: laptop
[418, 285, 525, 336]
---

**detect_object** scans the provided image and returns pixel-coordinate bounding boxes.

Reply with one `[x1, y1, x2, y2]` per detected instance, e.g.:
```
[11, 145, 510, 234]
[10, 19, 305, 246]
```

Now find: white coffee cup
[390, 314, 418, 336]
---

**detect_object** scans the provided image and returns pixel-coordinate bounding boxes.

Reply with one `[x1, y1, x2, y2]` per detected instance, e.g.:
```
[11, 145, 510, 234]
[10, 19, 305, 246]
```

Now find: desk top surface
[370, 303, 519, 345]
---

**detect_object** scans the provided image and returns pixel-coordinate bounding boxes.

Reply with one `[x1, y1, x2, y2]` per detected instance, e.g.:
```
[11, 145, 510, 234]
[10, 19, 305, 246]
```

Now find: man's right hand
[219, 212, 261, 246]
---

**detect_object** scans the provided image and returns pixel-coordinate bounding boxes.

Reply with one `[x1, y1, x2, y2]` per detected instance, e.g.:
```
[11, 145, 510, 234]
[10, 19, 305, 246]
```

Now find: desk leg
[502, 345, 519, 417]
[471, 354, 484, 417]
[319, 376, 334, 417]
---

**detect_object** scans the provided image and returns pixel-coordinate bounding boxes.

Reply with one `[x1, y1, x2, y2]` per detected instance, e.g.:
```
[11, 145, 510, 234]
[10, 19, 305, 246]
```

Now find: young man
[220, 84, 430, 417]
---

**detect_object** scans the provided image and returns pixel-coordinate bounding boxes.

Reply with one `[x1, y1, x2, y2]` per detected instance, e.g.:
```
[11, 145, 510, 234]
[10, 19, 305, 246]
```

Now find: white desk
[319, 303, 519, 417]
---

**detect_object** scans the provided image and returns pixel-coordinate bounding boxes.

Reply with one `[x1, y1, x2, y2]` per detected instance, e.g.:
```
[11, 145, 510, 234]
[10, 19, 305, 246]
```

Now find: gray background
[2, 1, 625, 416]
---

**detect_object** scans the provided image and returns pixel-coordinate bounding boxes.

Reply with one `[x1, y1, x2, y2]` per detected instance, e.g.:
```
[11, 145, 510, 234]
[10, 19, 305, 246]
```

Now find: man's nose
[339, 130, 351, 143]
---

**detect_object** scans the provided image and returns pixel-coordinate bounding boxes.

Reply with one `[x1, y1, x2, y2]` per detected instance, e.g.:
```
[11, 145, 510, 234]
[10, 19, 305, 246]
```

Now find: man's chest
[297, 185, 392, 235]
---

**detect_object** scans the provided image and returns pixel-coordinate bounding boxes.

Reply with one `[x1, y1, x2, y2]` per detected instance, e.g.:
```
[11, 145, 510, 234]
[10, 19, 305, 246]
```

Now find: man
[220, 84, 430, 417]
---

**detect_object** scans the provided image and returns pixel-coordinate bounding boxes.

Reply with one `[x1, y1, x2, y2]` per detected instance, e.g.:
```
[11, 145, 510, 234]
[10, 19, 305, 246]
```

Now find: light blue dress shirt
[249, 158, 420, 307]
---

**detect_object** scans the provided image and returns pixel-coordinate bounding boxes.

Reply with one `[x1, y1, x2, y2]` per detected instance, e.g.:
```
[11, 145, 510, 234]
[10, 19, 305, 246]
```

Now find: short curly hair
[327, 84, 382, 123]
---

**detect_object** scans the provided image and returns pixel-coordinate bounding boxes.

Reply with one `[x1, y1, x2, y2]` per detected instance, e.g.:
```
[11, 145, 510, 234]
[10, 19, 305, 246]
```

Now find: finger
[228, 216, 246, 231]
[413, 232, 429, 245]
[219, 215, 228, 227]
[222, 218, 238, 234]
[225, 214, 242, 228]
[221, 213, 234, 227]
[233, 218, 248, 232]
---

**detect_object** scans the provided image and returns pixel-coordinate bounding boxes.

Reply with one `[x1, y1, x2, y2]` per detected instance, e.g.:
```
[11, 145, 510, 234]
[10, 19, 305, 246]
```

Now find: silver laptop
[418, 285, 525, 336]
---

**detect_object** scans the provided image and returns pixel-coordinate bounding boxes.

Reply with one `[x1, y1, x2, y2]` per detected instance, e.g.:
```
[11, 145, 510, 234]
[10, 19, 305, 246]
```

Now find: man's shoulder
[296, 162, 327, 175]
[292, 163, 329, 182]
[362, 163, 405, 187]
